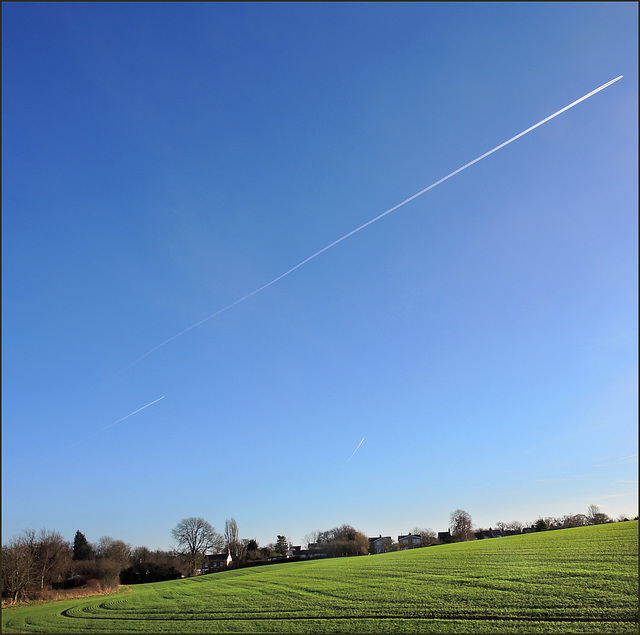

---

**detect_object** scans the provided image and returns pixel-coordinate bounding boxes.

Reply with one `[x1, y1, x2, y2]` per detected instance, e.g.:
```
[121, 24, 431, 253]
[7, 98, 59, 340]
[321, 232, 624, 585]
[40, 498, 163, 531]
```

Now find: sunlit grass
[2, 521, 637, 633]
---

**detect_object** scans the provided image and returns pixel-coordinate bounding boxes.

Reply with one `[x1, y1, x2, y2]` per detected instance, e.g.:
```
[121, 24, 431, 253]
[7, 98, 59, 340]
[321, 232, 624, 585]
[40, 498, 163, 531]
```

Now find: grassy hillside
[2, 521, 638, 633]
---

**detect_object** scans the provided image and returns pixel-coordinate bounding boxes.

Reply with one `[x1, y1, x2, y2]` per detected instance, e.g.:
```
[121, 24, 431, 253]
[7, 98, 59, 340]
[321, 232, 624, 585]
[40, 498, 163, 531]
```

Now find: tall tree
[449, 509, 473, 542]
[35, 529, 71, 590]
[224, 518, 240, 560]
[72, 530, 93, 561]
[1, 530, 38, 603]
[171, 517, 223, 576]
[275, 535, 290, 556]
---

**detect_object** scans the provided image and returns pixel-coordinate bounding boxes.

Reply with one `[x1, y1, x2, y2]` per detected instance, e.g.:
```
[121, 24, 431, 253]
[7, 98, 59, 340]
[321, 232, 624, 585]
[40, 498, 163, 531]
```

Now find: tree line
[1, 517, 298, 604]
[2, 504, 634, 604]
[1, 529, 184, 604]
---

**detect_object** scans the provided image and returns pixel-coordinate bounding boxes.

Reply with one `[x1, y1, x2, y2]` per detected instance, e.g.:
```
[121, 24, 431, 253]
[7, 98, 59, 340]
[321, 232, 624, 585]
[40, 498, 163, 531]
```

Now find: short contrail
[597, 453, 638, 467]
[346, 436, 366, 463]
[71, 396, 165, 447]
[119, 76, 622, 373]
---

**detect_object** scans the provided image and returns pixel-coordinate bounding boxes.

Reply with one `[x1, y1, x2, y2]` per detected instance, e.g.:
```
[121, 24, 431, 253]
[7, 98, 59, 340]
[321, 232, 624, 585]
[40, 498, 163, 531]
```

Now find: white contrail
[596, 453, 638, 467]
[614, 453, 638, 462]
[71, 396, 165, 447]
[120, 76, 622, 373]
[346, 436, 366, 463]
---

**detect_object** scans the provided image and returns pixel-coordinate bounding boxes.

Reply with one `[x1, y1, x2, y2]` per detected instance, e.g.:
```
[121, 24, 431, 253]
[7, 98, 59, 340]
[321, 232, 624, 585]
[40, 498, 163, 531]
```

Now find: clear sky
[2, 2, 637, 552]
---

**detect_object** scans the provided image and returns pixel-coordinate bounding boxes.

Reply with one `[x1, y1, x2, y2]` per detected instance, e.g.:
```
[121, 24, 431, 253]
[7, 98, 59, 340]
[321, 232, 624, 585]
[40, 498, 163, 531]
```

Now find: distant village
[197, 504, 636, 576]
[200, 523, 568, 574]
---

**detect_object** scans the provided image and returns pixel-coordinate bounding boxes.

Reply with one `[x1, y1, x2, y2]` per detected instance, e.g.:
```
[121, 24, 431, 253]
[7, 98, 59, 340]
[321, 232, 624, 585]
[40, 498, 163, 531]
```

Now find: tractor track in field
[59, 607, 638, 625]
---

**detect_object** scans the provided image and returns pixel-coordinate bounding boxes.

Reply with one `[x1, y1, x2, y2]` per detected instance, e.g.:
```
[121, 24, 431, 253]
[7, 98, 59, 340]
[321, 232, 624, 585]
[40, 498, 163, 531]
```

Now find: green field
[2, 521, 638, 634]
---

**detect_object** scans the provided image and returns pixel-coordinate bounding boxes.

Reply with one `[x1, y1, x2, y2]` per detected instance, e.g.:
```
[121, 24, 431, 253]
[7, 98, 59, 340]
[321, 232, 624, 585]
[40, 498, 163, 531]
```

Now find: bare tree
[587, 503, 611, 525]
[410, 527, 438, 546]
[96, 536, 132, 571]
[171, 517, 223, 576]
[303, 531, 320, 549]
[449, 509, 473, 542]
[224, 518, 240, 561]
[1, 530, 38, 603]
[507, 520, 524, 533]
[35, 529, 71, 590]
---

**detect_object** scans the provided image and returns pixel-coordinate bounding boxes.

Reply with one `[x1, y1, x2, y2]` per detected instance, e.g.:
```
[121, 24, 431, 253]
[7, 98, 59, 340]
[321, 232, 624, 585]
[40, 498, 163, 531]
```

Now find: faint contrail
[119, 76, 622, 373]
[596, 453, 638, 467]
[71, 396, 165, 447]
[614, 453, 638, 462]
[346, 436, 366, 463]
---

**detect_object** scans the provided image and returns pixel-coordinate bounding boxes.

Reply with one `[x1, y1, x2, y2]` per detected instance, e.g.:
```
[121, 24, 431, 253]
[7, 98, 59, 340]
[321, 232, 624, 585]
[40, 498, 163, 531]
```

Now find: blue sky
[2, 2, 637, 552]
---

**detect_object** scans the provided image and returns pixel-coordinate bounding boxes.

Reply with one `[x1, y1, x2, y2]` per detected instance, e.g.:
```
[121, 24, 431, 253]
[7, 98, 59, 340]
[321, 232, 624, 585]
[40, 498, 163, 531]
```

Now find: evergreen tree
[72, 530, 93, 560]
[275, 535, 289, 556]
[534, 518, 548, 532]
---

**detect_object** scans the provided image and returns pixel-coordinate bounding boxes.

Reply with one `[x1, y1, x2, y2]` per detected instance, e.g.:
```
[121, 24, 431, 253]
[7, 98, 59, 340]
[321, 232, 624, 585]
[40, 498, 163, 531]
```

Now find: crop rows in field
[2, 521, 638, 634]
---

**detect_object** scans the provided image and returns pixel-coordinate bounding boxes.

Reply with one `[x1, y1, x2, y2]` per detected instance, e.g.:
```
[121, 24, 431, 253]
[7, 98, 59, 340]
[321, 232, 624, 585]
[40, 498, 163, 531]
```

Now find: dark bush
[120, 562, 182, 584]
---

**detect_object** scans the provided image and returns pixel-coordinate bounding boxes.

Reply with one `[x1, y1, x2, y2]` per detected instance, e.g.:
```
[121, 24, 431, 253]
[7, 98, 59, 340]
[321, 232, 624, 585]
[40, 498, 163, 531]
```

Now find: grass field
[2, 521, 637, 633]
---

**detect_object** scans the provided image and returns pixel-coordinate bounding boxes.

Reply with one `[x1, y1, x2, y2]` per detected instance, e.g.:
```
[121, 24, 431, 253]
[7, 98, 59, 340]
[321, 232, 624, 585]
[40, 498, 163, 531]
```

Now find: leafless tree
[586, 504, 610, 525]
[34, 529, 71, 590]
[449, 509, 473, 542]
[171, 517, 223, 576]
[96, 536, 132, 571]
[1, 530, 38, 603]
[507, 520, 524, 532]
[410, 527, 438, 546]
[224, 518, 240, 560]
[303, 531, 320, 549]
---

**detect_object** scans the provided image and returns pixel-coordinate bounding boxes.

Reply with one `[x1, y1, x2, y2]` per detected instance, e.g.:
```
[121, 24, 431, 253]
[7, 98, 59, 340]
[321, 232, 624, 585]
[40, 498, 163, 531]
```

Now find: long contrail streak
[71, 396, 165, 447]
[122, 76, 622, 372]
[346, 436, 366, 463]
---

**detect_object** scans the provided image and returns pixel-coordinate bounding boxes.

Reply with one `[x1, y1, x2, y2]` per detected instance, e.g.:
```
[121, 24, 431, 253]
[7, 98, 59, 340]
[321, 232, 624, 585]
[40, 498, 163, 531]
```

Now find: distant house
[398, 533, 422, 549]
[438, 531, 453, 544]
[474, 529, 503, 540]
[368, 535, 392, 554]
[201, 551, 232, 573]
[286, 545, 327, 560]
